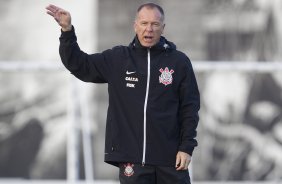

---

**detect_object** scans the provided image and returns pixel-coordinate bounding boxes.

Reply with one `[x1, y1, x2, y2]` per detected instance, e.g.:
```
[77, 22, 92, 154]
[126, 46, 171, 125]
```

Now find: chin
[141, 41, 155, 48]
[143, 43, 155, 48]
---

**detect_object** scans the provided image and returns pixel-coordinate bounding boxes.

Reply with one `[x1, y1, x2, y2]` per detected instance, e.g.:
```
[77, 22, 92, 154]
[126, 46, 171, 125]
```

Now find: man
[46, 3, 200, 184]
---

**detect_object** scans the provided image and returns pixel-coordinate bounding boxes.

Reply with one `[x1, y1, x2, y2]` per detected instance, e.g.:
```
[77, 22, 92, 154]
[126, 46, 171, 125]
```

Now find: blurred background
[0, 0, 282, 183]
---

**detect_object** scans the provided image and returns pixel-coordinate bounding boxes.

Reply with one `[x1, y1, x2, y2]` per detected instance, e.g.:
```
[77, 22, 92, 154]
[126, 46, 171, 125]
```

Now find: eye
[140, 22, 147, 26]
[152, 22, 161, 27]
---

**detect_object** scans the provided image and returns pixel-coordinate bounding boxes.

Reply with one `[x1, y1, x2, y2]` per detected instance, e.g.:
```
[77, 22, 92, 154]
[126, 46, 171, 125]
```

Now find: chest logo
[126, 71, 136, 75]
[159, 67, 174, 86]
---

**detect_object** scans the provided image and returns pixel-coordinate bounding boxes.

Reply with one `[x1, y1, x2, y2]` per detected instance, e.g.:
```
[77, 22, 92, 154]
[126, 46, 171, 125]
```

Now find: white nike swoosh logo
[126, 71, 136, 75]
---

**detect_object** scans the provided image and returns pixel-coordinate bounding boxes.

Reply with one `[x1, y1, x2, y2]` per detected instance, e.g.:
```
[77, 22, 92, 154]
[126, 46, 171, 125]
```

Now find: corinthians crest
[123, 163, 134, 177]
[159, 67, 174, 86]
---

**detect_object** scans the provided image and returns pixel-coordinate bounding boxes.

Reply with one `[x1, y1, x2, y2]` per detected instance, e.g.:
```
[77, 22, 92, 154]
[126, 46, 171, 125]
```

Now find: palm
[46, 4, 72, 30]
[56, 11, 71, 28]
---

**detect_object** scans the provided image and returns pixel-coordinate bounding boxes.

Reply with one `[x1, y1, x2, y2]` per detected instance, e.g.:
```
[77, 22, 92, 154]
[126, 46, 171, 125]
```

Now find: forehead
[136, 7, 163, 22]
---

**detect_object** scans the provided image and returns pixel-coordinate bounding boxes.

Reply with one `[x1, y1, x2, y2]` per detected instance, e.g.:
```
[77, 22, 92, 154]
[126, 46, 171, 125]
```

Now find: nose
[146, 24, 153, 32]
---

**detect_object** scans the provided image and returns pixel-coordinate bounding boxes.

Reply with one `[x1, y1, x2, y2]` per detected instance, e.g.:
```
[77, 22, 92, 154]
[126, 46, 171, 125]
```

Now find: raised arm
[46, 4, 72, 32]
[46, 4, 111, 83]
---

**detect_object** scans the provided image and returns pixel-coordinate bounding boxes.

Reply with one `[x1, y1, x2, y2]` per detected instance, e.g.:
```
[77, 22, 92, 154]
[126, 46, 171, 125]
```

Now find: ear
[133, 21, 137, 33]
[161, 24, 166, 34]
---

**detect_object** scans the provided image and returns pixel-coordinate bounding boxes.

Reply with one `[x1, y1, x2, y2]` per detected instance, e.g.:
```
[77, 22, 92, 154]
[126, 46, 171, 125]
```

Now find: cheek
[154, 29, 163, 35]
[134, 26, 141, 34]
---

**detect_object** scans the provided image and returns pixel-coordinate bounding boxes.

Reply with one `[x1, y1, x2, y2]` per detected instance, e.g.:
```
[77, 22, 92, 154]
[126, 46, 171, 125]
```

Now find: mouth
[144, 36, 153, 42]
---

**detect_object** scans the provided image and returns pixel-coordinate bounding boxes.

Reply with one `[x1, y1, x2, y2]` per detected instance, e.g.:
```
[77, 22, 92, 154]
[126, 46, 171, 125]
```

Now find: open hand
[46, 4, 72, 31]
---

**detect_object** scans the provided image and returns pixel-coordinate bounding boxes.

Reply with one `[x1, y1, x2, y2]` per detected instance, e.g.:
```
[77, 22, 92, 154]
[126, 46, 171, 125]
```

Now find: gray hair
[136, 3, 165, 22]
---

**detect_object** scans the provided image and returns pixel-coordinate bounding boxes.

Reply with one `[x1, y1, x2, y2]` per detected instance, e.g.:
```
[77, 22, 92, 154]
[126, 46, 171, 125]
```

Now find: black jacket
[59, 27, 200, 167]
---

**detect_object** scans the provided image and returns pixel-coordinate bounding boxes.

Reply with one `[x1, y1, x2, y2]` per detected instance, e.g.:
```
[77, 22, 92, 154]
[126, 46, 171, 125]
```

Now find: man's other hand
[175, 151, 191, 171]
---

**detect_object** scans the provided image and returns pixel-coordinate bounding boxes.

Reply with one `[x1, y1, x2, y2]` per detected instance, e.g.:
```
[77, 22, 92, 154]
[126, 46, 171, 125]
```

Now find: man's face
[134, 7, 165, 48]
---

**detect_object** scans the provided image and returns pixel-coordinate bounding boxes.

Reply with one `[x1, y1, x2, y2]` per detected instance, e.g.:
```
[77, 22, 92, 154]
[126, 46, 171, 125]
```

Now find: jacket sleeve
[178, 59, 200, 156]
[59, 26, 110, 83]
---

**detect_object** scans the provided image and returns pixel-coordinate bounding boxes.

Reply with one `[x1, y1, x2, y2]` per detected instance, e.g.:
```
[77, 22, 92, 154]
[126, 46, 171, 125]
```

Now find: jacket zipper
[142, 48, 151, 166]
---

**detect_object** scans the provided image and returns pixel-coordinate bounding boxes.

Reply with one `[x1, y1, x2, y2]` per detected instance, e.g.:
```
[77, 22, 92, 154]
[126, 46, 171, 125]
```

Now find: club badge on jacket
[159, 67, 174, 86]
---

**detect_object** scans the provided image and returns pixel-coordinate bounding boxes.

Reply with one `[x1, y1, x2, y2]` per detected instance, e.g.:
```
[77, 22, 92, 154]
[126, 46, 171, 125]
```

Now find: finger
[47, 4, 60, 12]
[46, 5, 57, 13]
[46, 11, 55, 17]
[175, 154, 180, 168]
[46, 4, 64, 16]
[46, 10, 60, 21]
[176, 157, 185, 171]
[184, 160, 190, 170]
[46, 11, 61, 24]
[46, 8, 58, 17]
[176, 163, 184, 170]
[180, 158, 186, 170]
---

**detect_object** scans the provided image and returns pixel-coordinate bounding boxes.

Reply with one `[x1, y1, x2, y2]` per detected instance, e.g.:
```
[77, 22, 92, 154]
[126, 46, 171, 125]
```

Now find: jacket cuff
[59, 26, 76, 44]
[60, 26, 75, 38]
[178, 145, 195, 156]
